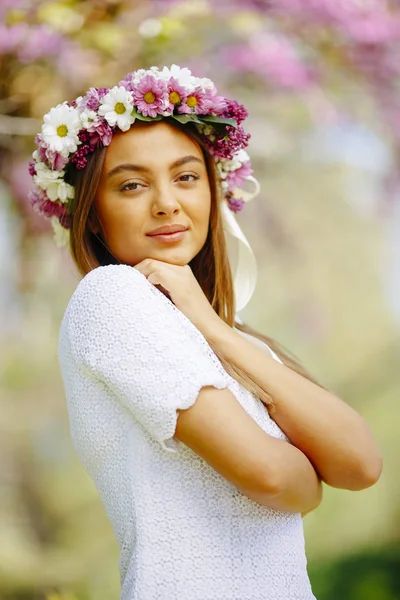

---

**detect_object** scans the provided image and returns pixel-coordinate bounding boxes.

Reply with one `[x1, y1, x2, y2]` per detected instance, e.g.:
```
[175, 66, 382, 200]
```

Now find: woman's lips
[147, 230, 187, 243]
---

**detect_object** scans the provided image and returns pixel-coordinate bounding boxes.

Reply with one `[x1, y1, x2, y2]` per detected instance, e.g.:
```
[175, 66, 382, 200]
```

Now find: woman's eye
[178, 173, 199, 183]
[120, 182, 144, 192]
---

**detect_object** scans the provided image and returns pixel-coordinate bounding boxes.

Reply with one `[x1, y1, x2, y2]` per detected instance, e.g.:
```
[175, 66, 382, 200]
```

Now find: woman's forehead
[103, 121, 204, 168]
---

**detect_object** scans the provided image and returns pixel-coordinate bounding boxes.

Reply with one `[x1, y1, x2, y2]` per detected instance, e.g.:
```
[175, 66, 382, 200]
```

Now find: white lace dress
[58, 264, 316, 600]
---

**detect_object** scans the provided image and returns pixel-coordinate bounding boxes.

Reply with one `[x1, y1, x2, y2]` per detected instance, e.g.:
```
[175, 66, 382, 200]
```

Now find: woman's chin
[128, 248, 195, 267]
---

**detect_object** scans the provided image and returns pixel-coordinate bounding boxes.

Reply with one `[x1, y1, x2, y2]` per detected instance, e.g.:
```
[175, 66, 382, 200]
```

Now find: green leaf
[131, 109, 163, 122]
[172, 114, 202, 125]
[200, 115, 236, 126]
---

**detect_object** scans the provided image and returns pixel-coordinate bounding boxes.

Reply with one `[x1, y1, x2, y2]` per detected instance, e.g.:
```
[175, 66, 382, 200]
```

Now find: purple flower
[166, 77, 188, 112]
[227, 195, 245, 213]
[220, 99, 248, 125]
[28, 161, 36, 176]
[203, 125, 251, 160]
[71, 144, 92, 169]
[178, 87, 213, 115]
[81, 87, 109, 111]
[118, 70, 136, 91]
[132, 74, 169, 118]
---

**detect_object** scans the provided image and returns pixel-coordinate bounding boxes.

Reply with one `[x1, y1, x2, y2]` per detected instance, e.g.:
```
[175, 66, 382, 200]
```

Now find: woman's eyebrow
[106, 155, 203, 179]
[170, 155, 203, 169]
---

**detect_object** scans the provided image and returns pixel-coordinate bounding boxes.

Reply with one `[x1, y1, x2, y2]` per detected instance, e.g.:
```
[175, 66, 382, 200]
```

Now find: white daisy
[98, 86, 136, 131]
[197, 77, 215, 91]
[41, 103, 81, 157]
[235, 149, 251, 164]
[131, 68, 147, 85]
[159, 64, 197, 91]
[56, 181, 75, 203]
[33, 163, 65, 192]
[33, 163, 73, 203]
[79, 108, 99, 129]
[51, 217, 70, 248]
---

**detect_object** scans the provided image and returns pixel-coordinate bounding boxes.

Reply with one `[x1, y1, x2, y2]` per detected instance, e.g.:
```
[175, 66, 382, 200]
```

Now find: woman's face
[94, 121, 212, 266]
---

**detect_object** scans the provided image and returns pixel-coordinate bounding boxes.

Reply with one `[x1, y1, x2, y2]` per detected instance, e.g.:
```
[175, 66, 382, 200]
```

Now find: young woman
[29, 65, 382, 600]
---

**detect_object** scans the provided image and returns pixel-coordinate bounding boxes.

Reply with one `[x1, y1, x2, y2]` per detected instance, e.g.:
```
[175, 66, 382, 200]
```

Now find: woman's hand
[133, 258, 223, 337]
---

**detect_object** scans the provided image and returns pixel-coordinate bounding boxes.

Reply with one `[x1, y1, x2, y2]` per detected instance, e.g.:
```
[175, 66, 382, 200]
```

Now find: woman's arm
[205, 321, 383, 491]
[240, 436, 324, 513]
[176, 386, 323, 514]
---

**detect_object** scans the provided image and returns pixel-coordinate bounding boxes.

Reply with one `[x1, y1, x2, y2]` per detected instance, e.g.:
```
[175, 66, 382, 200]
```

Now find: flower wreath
[28, 65, 260, 247]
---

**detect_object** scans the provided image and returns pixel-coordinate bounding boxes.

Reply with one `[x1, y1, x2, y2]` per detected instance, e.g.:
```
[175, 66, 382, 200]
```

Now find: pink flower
[84, 119, 113, 147]
[132, 74, 169, 118]
[29, 188, 66, 219]
[36, 142, 69, 170]
[178, 87, 213, 115]
[205, 88, 228, 115]
[226, 161, 253, 191]
[166, 77, 188, 112]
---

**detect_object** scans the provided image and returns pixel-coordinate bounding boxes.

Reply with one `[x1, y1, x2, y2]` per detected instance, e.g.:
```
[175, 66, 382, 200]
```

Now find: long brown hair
[67, 119, 325, 410]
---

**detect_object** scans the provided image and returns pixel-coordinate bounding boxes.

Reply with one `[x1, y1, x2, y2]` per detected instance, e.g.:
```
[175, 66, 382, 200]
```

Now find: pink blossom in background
[8, 161, 49, 233]
[229, 33, 315, 90]
[0, 0, 26, 19]
[57, 45, 99, 88]
[347, 43, 400, 80]
[18, 25, 67, 63]
[0, 24, 29, 55]
[341, 10, 400, 44]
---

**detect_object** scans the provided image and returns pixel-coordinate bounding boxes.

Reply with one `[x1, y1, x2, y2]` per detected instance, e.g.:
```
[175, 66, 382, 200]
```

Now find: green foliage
[309, 544, 400, 600]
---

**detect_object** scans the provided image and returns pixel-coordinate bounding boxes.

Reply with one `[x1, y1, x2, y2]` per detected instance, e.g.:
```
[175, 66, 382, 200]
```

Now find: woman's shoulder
[71, 264, 152, 306]
[61, 264, 165, 332]
[75, 263, 144, 295]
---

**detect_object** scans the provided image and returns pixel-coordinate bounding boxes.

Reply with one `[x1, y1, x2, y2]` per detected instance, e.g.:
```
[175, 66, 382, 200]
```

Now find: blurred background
[1, 0, 399, 598]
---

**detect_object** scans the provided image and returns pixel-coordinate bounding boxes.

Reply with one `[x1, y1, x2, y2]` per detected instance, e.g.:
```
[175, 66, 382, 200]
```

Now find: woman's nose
[152, 184, 180, 216]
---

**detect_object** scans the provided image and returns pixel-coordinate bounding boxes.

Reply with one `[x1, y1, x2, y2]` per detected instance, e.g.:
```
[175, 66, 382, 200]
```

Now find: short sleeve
[66, 264, 229, 453]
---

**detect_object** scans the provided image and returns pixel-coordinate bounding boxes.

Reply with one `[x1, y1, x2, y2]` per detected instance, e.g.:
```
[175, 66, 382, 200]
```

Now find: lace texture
[58, 264, 316, 600]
